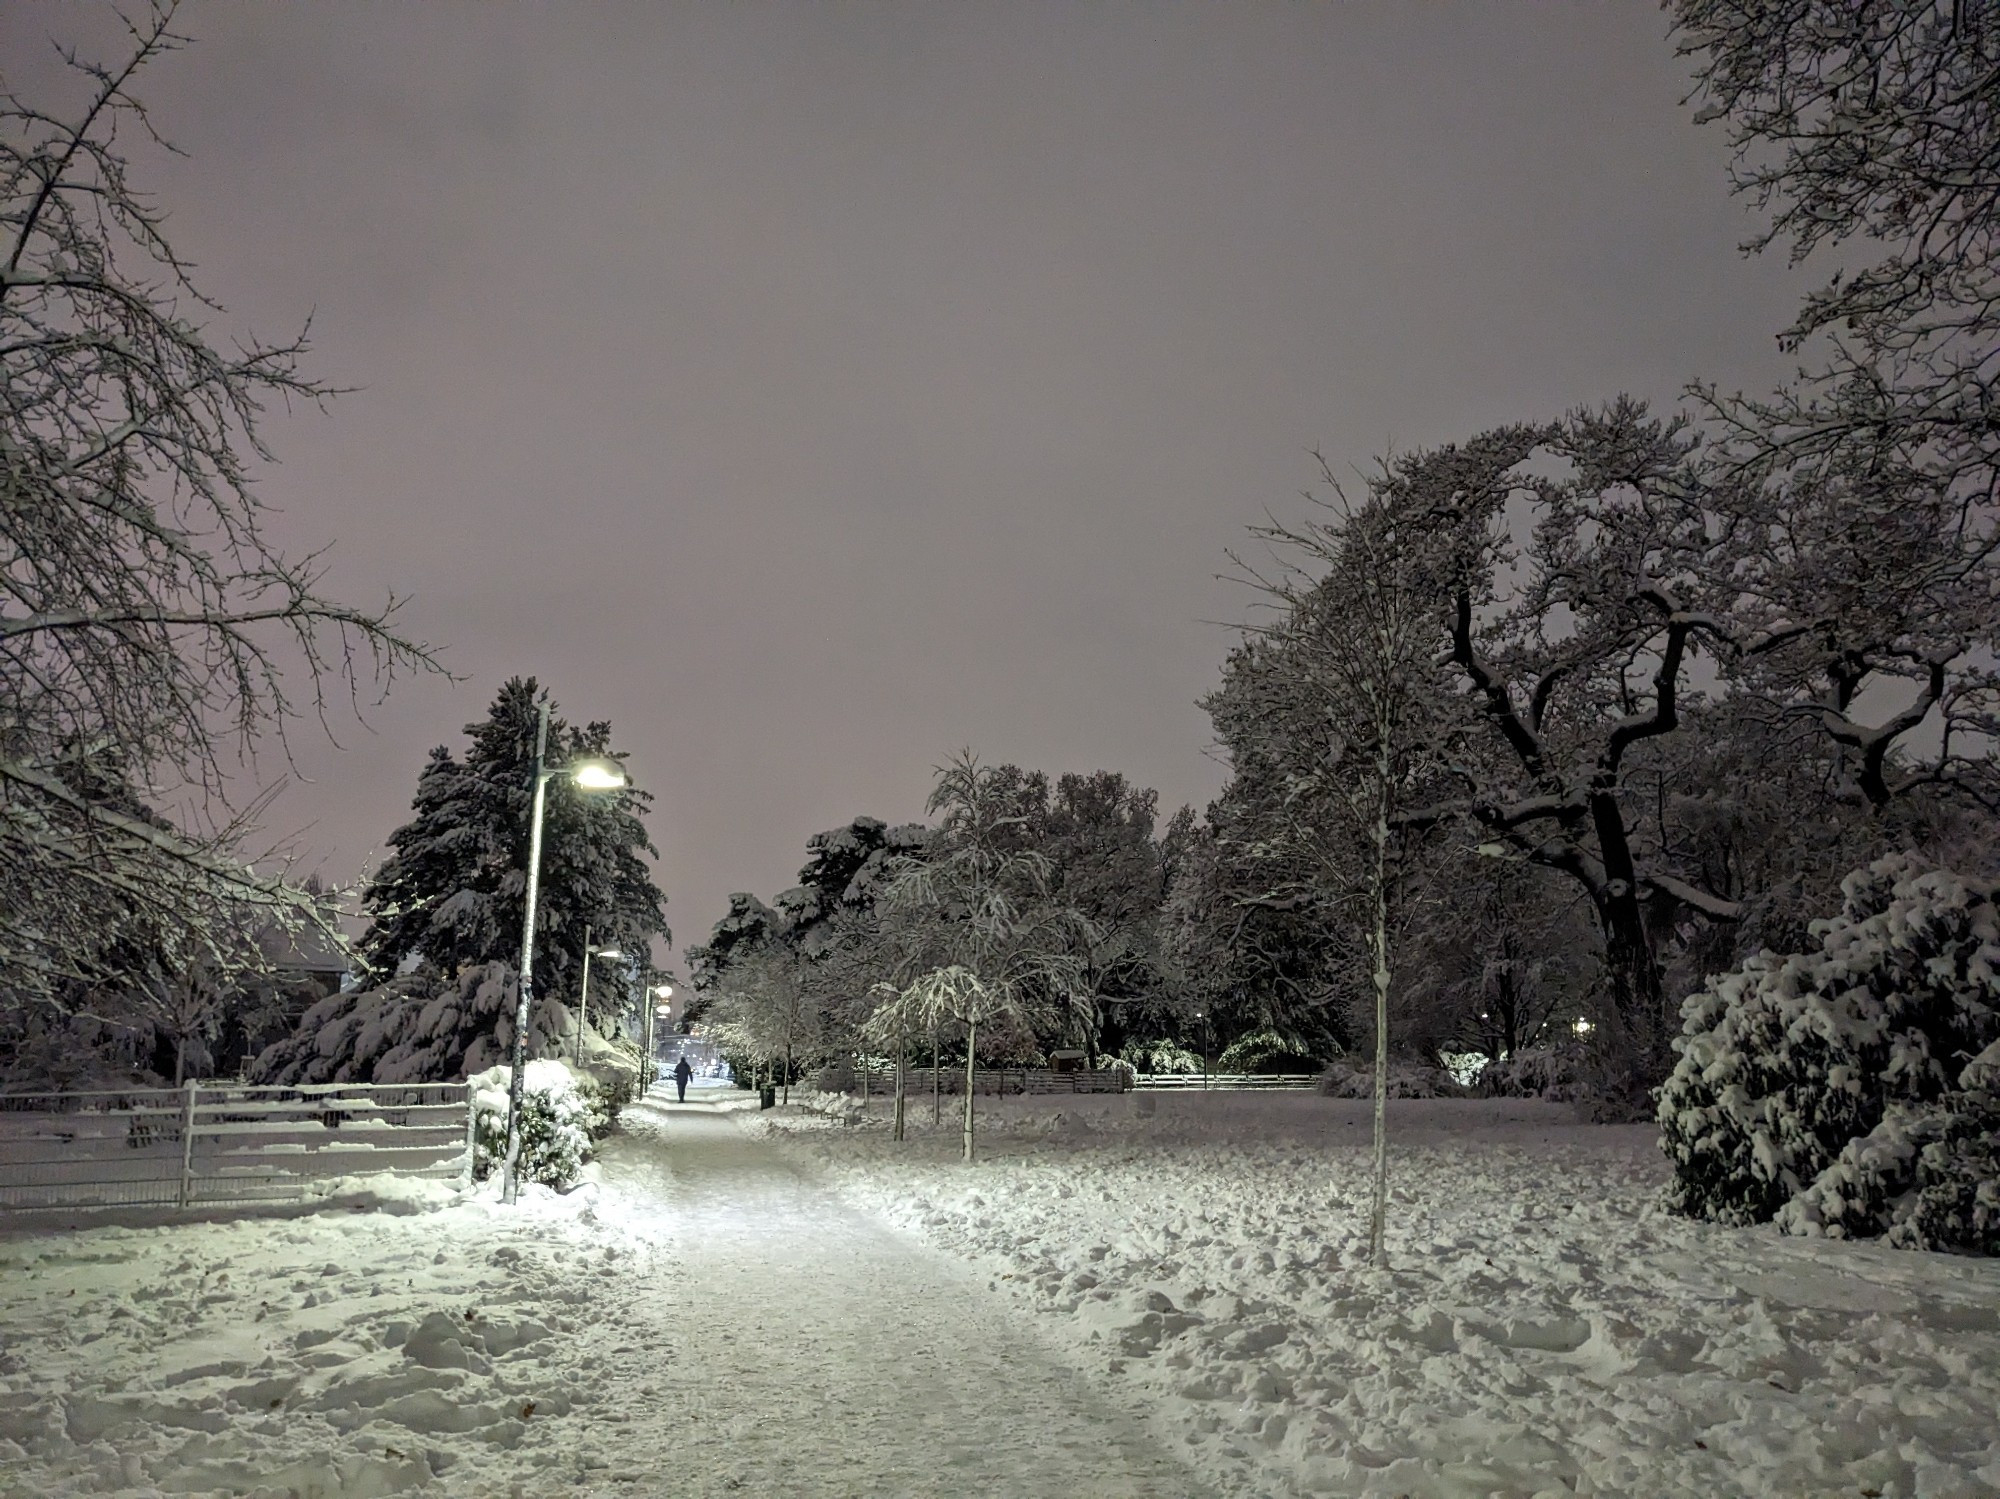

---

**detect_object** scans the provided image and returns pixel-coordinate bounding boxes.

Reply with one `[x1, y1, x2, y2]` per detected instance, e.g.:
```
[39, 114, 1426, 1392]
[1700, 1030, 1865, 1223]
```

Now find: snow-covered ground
[0, 1086, 1197, 1498]
[749, 1089, 2000, 1498]
[4, 1083, 1996, 1499]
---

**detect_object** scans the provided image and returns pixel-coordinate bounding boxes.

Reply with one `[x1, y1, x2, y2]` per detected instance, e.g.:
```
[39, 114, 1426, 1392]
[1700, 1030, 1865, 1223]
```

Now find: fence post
[177, 1080, 198, 1208]
[461, 1085, 477, 1187]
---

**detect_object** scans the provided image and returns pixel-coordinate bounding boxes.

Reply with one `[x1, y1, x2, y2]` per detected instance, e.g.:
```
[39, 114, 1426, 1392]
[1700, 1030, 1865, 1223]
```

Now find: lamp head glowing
[593, 947, 624, 961]
[570, 759, 628, 790]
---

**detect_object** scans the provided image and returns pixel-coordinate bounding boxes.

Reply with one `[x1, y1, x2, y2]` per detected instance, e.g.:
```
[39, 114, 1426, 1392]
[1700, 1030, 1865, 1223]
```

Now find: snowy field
[749, 1090, 2000, 1499]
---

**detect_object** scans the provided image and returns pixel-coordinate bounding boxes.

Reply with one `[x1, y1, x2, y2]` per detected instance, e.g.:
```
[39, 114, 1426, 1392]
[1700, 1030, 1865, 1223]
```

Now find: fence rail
[0, 1081, 471, 1211]
[828, 1066, 1321, 1096]
[1130, 1072, 1320, 1091]
[837, 1065, 1132, 1096]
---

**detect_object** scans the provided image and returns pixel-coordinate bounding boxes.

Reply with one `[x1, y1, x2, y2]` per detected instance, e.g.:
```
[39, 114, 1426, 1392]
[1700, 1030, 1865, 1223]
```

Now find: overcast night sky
[4, 2, 1805, 972]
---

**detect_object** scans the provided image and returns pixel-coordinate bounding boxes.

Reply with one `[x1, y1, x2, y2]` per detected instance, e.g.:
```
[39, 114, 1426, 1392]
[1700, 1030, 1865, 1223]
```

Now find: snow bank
[753, 1090, 2000, 1498]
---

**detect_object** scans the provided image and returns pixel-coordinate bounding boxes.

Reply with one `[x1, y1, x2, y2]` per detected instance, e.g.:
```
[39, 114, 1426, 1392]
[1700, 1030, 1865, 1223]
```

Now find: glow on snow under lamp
[571, 760, 628, 790]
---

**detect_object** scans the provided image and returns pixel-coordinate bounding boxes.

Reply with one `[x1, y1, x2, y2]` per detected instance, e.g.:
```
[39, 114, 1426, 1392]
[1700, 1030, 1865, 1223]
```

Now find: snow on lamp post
[503, 696, 630, 1205]
[574, 929, 624, 1066]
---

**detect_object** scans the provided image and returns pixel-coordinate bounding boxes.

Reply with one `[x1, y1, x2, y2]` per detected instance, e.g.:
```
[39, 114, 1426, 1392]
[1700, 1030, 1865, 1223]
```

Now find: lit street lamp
[574, 927, 625, 1066]
[504, 696, 630, 1205]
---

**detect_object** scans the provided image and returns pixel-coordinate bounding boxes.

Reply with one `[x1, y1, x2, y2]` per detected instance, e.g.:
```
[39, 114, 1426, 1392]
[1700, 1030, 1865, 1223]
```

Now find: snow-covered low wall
[0, 1081, 471, 1210]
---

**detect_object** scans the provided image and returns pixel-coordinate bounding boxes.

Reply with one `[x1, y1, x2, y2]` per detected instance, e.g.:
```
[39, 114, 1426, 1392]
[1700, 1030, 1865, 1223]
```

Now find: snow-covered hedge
[468, 1059, 592, 1187]
[1659, 855, 2000, 1253]
[1316, 1061, 1462, 1099]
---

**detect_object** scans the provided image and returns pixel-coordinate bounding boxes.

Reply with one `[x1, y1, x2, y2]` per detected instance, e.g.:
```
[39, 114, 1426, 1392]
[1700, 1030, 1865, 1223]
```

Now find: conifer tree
[357, 677, 668, 1032]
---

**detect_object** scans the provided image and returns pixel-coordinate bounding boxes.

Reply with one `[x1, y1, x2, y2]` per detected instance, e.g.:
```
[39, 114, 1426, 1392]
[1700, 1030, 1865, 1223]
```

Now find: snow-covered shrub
[468, 1060, 591, 1186]
[1217, 1029, 1320, 1074]
[1317, 1061, 1462, 1098]
[1659, 855, 2000, 1251]
[249, 960, 567, 1085]
[1120, 1039, 1203, 1075]
[1475, 1045, 1584, 1102]
[571, 1067, 634, 1141]
[1779, 1041, 2000, 1254]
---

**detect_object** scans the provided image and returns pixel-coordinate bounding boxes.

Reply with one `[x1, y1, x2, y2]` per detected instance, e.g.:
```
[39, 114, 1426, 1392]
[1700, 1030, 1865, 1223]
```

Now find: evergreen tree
[358, 677, 669, 1024]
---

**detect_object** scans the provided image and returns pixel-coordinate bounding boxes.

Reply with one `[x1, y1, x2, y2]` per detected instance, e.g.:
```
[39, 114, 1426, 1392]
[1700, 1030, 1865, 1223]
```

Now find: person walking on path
[673, 1055, 693, 1103]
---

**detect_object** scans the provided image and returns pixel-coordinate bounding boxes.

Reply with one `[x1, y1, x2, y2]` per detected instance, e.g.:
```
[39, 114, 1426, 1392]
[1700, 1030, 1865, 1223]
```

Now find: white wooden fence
[831, 1065, 1320, 1096]
[0, 1081, 472, 1211]
[1130, 1072, 1319, 1091]
[837, 1065, 1132, 1096]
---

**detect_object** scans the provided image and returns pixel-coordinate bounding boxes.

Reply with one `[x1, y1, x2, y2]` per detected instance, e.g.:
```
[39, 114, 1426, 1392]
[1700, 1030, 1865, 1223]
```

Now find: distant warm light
[1573, 1018, 1595, 1035]
[571, 760, 628, 790]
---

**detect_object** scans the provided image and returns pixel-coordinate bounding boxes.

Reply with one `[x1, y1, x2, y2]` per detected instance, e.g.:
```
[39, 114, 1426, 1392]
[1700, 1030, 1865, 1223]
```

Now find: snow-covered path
[614, 1093, 1202, 1496]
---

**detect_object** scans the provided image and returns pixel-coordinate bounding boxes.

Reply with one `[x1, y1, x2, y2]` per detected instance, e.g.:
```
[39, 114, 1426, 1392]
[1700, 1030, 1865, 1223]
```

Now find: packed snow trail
[599, 1091, 1205, 1497]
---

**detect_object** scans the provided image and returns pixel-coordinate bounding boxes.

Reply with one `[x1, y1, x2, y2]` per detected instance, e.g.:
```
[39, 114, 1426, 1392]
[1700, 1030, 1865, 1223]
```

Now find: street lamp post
[640, 983, 673, 1092]
[574, 928, 624, 1066]
[502, 696, 629, 1205]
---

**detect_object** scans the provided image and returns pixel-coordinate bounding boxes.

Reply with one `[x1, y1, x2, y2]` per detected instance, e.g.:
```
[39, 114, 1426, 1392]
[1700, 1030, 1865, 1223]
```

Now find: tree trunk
[962, 1018, 978, 1163]
[931, 1020, 942, 1128]
[783, 1040, 792, 1105]
[1589, 791, 1668, 1113]
[893, 1034, 907, 1142]
[1367, 749, 1393, 1270]
[1596, 888, 1667, 1115]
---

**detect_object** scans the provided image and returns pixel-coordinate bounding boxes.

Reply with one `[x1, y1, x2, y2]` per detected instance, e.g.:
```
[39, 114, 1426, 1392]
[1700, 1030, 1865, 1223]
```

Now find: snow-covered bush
[1659, 856, 2000, 1252]
[1779, 1040, 2000, 1254]
[1216, 1029, 1320, 1074]
[1475, 1045, 1584, 1102]
[468, 1060, 591, 1187]
[1121, 1039, 1203, 1075]
[250, 960, 567, 1085]
[1317, 1061, 1462, 1098]
[571, 1067, 633, 1141]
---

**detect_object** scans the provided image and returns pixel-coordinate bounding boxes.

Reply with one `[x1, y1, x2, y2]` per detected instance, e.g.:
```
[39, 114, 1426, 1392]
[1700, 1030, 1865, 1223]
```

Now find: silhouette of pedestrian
[673, 1055, 693, 1103]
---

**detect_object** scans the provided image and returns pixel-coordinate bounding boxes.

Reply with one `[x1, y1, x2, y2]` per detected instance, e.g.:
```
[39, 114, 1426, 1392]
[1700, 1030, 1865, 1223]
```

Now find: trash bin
[759, 1084, 776, 1109]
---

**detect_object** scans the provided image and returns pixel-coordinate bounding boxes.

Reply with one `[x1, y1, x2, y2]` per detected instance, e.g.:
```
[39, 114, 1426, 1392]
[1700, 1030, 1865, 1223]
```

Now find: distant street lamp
[641, 983, 674, 1091]
[574, 927, 625, 1065]
[504, 696, 630, 1205]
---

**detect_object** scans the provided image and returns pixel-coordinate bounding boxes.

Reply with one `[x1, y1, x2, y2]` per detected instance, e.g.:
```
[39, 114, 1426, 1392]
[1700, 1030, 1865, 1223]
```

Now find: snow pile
[755, 1091, 2000, 1498]
[1660, 855, 2000, 1251]
[468, 1060, 591, 1187]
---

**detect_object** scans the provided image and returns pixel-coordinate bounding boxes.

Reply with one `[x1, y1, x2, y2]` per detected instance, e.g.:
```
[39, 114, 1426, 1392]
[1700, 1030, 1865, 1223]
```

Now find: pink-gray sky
[5, 2, 1802, 971]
